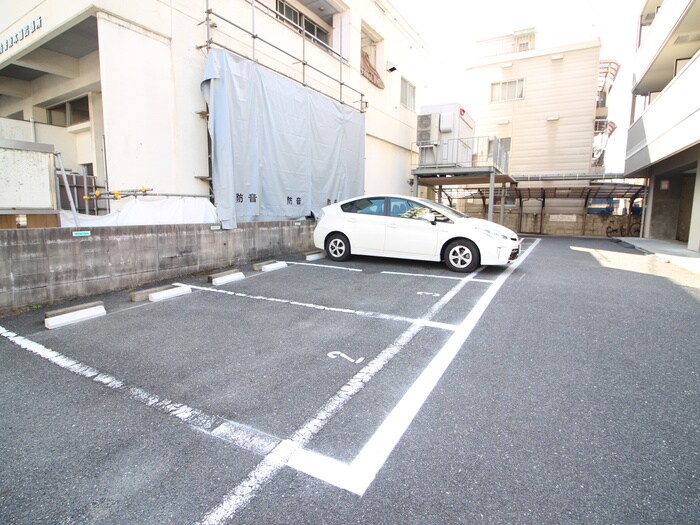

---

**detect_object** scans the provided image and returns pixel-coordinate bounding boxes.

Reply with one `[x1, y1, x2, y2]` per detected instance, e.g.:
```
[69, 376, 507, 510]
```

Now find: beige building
[423, 29, 639, 235]
[463, 30, 603, 178]
[625, 0, 700, 251]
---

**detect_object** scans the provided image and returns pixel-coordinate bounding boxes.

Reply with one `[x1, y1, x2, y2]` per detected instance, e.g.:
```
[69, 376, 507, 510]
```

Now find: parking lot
[2, 236, 699, 524]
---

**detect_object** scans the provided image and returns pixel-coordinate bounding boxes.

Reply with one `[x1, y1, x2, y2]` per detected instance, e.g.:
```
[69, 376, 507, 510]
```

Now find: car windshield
[416, 198, 470, 220]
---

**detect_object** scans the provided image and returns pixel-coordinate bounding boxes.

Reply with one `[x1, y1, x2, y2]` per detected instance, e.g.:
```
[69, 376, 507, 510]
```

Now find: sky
[390, 0, 647, 173]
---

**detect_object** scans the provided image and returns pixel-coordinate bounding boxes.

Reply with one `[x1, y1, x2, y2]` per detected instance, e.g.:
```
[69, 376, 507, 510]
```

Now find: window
[276, 0, 329, 45]
[276, 0, 299, 25]
[47, 95, 90, 127]
[361, 22, 385, 89]
[490, 79, 524, 102]
[401, 78, 415, 110]
[304, 18, 328, 44]
[389, 198, 451, 222]
[342, 197, 385, 215]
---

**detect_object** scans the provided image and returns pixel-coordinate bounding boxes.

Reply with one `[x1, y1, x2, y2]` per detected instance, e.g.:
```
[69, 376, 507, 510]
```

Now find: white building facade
[0, 0, 428, 225]
[625, 0, 700, 250]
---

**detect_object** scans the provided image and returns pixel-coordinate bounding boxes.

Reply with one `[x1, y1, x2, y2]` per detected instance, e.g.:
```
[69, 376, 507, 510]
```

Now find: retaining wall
[465, 210, 641, 237]
[1, 220, 315, 313]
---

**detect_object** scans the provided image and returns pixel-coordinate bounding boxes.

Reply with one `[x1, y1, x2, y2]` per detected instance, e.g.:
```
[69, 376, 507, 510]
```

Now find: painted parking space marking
[198, 239, 540, 524]
[381, 270, 497, 284]
[417, 291, 441, 297]
[3, 236, 539, 525]
[176, 283, 460, 332]
[198, 268, 480, 524]
[284, 261, 363, 272]
[381, 270, 464, 280]
[0, 325, 284, 458]
[327, 350, 365, 364]
[289, 239, 540, 495]
[470, 277, 498, 284]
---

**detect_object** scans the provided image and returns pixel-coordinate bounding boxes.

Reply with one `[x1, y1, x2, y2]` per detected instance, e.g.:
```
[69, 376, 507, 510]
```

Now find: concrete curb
[261, 261, 288, 272]
[44, 302, 107, 329]
[209, 269, 245, 286]
[149, 286, 192, 302]
[130, 285, 173, 302]
[253, 260, 288, 272]
[305, 251, 325, 261]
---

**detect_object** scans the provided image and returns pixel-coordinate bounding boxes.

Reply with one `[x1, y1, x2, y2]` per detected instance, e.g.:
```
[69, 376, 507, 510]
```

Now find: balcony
[412, 136, 513, 187]
[626, 52, 700, 175]
[633, 0, 700, 94]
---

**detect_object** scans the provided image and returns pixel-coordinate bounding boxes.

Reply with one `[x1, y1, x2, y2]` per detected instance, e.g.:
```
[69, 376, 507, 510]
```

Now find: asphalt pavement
[1, 236, 698, 524]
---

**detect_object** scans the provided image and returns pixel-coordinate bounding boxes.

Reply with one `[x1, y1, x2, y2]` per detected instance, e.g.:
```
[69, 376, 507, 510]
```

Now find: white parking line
[197, 265, 498, 524]
[0, 325, 282, 457]
[381, 271, 495, 284]
[198, 239, 540, 523]
[284, 261, 363, 272]
[177, 284, 459, 332]
[4, 239, 538, 525]
[381, 271, 464, 280]
[286, 240, 540, 495]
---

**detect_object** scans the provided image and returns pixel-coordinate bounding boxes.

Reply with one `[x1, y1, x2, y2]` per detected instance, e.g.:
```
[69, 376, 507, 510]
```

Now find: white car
[313, 195, 520, 273]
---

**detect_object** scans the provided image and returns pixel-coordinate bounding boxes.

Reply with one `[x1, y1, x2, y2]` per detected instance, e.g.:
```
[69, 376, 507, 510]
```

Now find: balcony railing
[413, 136, 509, 174]
[633, 0, 695, 93]
[626, 52, 700, 174]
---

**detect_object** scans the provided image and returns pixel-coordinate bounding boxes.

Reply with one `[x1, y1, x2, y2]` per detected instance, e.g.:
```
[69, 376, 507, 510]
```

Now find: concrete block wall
[462, 209, 640, 237]
[0, 220, 315, 313]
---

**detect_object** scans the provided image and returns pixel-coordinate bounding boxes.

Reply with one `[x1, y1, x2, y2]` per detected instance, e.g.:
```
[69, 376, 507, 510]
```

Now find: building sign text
[0, 17, 43, 56]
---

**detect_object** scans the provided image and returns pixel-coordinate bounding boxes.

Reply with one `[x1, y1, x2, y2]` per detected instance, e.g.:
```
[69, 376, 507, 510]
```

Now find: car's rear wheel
[325, 233, 351, 262]
[444, 239, 480, 273]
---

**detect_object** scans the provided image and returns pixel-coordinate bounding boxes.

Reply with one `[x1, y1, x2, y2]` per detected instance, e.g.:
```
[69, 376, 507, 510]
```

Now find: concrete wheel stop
[208, 268, 245, 285]
[44, 301, 107, 329]
[252, 260, 288, 272]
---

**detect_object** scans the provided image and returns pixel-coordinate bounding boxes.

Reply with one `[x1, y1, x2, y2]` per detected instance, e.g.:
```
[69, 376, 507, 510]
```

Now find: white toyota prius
[313, 195, 521, 273]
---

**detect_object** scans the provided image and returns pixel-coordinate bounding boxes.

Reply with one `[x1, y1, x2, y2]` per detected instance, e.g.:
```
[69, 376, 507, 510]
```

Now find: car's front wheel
[325, 233, 351, 262]
[444, 239, 480, 272]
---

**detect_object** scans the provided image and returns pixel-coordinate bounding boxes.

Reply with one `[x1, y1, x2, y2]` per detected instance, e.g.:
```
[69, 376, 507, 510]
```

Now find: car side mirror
[422, 213, 437, 225]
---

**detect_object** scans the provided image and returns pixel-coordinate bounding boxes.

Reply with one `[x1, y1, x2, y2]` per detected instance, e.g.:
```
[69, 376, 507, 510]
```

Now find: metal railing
[201, 0, 366, 111]
[413, 136, 509, 174]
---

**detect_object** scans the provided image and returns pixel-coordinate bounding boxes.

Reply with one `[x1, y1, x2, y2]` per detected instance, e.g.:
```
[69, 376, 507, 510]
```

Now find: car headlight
[476, 227, 508, 240]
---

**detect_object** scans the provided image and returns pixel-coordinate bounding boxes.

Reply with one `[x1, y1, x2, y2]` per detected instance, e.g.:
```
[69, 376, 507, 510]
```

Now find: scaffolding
[199, 0, 366, 112]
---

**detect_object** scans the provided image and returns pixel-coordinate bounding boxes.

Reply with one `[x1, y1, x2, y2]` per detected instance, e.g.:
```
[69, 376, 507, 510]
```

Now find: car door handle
[388, 223, 398, 228]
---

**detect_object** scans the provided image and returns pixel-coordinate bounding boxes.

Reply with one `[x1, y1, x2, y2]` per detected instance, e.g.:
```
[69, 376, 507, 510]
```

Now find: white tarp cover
[59, 197, 218, 227]
[200, 49, 365, 229]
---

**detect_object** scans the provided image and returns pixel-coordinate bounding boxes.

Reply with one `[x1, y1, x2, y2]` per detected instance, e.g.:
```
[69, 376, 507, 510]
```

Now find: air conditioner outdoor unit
[416, 113, 440, 144]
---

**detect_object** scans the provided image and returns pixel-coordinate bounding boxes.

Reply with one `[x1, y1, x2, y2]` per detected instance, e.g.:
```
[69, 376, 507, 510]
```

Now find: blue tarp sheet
[201, 49, 365, 229]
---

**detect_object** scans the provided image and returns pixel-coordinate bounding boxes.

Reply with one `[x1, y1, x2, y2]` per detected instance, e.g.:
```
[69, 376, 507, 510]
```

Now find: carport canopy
[412, 167, 516, 187]
[509, 183, 647, 201]
[448, 182, 648, 201]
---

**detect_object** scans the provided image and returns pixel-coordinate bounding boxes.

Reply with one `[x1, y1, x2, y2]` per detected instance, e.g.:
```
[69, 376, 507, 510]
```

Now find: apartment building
[625, 0, 700, 250]
[0, 0, 428, 228]
[450, 30, 637, 234]
[463, 30, 603, 178]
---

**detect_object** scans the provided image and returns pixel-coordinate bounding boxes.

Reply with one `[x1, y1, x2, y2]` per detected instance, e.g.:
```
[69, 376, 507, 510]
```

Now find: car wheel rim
[329, 239, 345, 258]
[449, 246, 471, 268]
